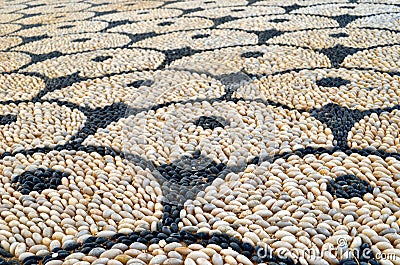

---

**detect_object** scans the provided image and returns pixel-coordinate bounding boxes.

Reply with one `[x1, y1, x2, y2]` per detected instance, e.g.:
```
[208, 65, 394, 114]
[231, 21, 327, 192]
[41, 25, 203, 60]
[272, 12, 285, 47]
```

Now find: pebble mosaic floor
[1, 0, 400, 265]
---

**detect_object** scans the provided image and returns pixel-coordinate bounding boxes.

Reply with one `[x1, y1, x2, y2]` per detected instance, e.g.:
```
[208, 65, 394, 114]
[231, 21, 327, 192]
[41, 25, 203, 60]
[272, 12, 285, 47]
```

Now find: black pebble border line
[1, 0, 400, 265]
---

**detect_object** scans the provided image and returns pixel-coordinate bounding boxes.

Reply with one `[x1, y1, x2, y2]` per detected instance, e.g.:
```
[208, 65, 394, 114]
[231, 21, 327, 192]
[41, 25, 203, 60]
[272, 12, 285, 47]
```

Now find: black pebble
[157, 21, 174, 26]
[241, 51, 264, 58]
[194, 116, 226, 130]
[170, 223, 178, 233]
[56, 251, 70, 259]
[0, 258, 9, 265]
[191, 33, 210, 39]
[22, 256, 42, 265]
[229, 242, 241, 252]
[80, 247, 92, 254]
[329, 33, 350, 38]
[71, 37, 91, 42]
[12, 169, 67, 195]
[64, 242, 80, 251]
[327, 174, 372, 199]
[0, 114, 17, 126]
[95, 237, 108, 244]
[0, 248, 13, 258]
[269, 18, 290, 23]
[91, 55, 113, 62]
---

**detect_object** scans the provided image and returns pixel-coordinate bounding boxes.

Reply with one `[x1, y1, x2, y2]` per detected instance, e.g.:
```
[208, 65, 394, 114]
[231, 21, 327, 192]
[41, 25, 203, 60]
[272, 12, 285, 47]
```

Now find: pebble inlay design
[0, 1, 400, 265]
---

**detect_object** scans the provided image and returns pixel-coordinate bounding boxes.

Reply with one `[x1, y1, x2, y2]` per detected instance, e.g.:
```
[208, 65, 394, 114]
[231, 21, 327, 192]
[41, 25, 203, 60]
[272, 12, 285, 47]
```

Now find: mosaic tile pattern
[0, 1, 400, 265]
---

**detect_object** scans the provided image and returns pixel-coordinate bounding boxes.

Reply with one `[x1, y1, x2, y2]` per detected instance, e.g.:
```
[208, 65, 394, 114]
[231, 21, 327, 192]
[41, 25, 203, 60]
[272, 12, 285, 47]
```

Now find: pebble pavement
[0, 0, 400, 265]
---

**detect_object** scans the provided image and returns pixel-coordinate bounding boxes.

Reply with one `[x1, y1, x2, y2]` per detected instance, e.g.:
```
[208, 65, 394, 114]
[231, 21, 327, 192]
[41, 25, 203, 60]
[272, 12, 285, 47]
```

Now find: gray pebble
[130, 242, 147, 250]
[112, 243, 129, 251]
[88, 247, 106, 257]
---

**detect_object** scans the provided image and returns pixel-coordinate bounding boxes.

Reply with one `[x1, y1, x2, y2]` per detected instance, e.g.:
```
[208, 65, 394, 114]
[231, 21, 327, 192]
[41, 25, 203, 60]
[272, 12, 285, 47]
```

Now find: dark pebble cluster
[193, 115, 227, 130]
[315, 77, 351, 87]
[11, 168, 67, 195]
[0, 247, 19, 265]
[327, 174, 373, 199]
[155, 150, 228, 205]
[22, 227, 297, 265]
[310, 103, 368, 148]
[0, 114, 17, 126]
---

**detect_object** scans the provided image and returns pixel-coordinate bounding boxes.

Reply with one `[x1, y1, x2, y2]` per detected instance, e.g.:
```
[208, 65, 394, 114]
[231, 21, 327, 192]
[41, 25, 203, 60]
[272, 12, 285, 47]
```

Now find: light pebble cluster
[15, 21, 109, 38]
[16, 2, 91, 14]
[24, 48, 165, 78]
[0, 4, 26, 13]
[170, 45, 331, 76]
[133, 29, 258, 51]
[13, 33, 131, 55]
[217, 14, 339, 32]
[236, 68, 400, 110]
[14, 12, 96, 25]
[85, 100, 333, 167]
[164, 0, 247, 10]
[186, 6, 285, 18]
[267, 28, 400, 49]
[0, 102, 86, 156]
[0, 24, 21, 37]
[42, 70, 225, 109]
[348, 110, 400, 153]
[87, 1, 164, 12]
[0, 150, 162, 260]
[0, 52, 31, 72]
[0, 73, 44, 101]
[94, 8, 183, 23]
[0, 13, 23, 23]
[0, 36, 22, 50]
[108, 17, 214, 35]
[343, 45, 400, 73]
[347, 13, 400, 31]
[253, 0, 348, 6]
[292, 3, 400, 16]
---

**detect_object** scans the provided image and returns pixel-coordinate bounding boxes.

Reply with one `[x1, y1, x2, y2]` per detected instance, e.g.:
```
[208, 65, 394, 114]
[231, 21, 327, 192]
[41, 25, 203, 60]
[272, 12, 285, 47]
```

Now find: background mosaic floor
[1, 0, 400, 265]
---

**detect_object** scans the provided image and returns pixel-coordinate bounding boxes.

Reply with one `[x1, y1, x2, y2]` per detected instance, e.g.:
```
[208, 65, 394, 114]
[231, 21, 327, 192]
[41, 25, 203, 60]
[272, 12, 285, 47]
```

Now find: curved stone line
[309, 103, 400, 149]
[20, 229, 296, 265]
[3, 94, 399, 162]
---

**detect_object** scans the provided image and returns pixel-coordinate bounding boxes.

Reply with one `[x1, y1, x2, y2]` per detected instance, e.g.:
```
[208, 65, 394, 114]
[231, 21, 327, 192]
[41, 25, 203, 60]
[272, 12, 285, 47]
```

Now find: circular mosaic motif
[0, 1, 399, 265]
[217, 14, 339, 31]
[13, 33, 131, 55]
[236, 68, 400, 110]
[108, 17, 214, 35]
[14, 12, 95, 25]
[0, 74, 45, 102]
[0, 102, 86, 156]
[0, 52, 31, 72]
[94, 8, 183, 22]
[133, 29, 258, 51]
[170, 45, 331, 75]
[24, 48, 165, 78]
[15, 21, 109, 38]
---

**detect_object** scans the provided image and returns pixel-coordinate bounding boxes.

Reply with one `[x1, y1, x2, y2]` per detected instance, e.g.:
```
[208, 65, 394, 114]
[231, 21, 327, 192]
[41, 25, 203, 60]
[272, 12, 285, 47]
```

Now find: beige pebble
[236, 254, 252, 265]
[107, 260, 123, 265]
[100, 249, 123, 259]
[224, 255, 237, 265]
[187, 251, 209, 260]
[184, 258, 196, 265]
[163, 258, 183, 265]
[150, 255, 167, 265]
